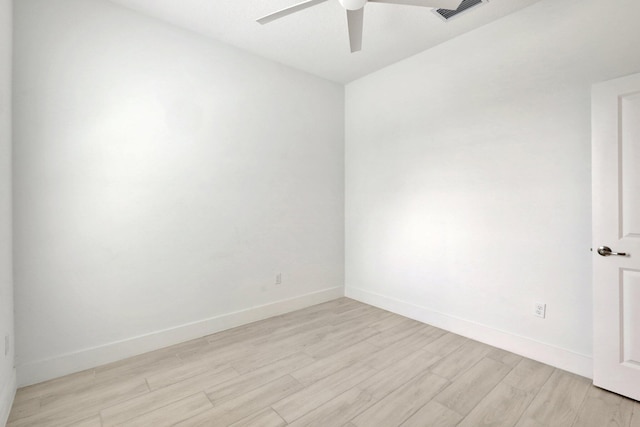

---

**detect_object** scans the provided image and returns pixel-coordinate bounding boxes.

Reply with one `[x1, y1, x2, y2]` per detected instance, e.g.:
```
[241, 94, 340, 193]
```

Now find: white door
[592, 72, 640, 401]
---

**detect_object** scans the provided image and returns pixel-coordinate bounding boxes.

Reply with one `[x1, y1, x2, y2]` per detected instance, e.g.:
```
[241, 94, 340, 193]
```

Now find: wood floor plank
[205, 352, 315, 405]
[486, 348, 523, 367]
[328, 304, 388, 325]
[229, 408, 287, 427]
[6, 394, 40, 422]
[423, 333, 468, 358]
[395, 324, 448, 350]
[231, 341, 309, 375]
[358, 337, 431, 371]
[631, 403, 640, 427]
[68, 416, 103, 427]
[100, 367, 237, 426]
[264, 299, 356, 328]
[177, 339, 254, 366]
[331, 300, 371, 312]
[400, 401, 464, 427]
[8, 299, 638, 427]
[339, 306, 394, 324]
[119, 392, 213, 427]
[175, 375, 304, 426]
[324, 309, 397, 339]
[429, 340, 493, 381]
[365, 318, 424, 348]
[456, 383, 535, 427]
[206, 326, 275, 350]
[502, 358, 554, 393]
[434, 357, 513, 416]
[238, 303, 337, 335]
[369, 313, 416, 332]
[515, 370, 591, 427]
[8, 376, 149, 427]
[12, 369, 96, 402]
[290, 340, 379, 386]
[357, 350, 443, 401]
[245, 304, 363, 349]
[286, 387, 377, 427]
[94, 352, 182, 385]
[572, 386, 635, 427]
[233, 311, 371, 362]
[351, 370, 449, 427]
[515, 419, 546, 427]
[273, 364, 374, 423]
[37, 374, 144, 410]
[304, 326, 380, 359]
[288, 350, 441, 427]
[145, 358, 234, 391]
[152, 337, 211, 359]
[249, 319, 333, 348]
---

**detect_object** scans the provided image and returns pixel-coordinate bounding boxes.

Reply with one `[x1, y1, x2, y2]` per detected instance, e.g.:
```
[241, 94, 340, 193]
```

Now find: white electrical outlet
[534, 302, 546, 318]
[276, 273, 282, 285]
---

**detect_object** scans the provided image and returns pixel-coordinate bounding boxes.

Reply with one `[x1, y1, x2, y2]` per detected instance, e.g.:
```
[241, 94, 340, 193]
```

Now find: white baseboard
[345, 286, 593, 379]
[17, 286, 344, 387]
[0, 368, 16, 427]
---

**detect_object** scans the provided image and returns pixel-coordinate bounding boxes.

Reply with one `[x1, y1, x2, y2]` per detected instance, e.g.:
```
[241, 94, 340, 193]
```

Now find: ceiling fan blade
[368, 0, 463, 9]
[257, 0, 329, 25]
[347, 8, 364, 53]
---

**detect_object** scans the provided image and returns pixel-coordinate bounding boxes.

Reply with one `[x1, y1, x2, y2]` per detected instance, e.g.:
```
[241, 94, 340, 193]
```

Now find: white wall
[345, 0, 640, 377]
[14, 0, 344, 386]
[0, 0, 15, 422]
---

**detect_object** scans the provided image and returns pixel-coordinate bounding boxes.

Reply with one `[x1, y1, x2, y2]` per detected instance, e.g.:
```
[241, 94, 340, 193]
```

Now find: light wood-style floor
[7, 298, 640, 426]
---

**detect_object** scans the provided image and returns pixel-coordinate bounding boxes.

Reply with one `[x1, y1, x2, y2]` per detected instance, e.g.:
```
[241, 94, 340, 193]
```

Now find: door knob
[597, 246, 627, 257]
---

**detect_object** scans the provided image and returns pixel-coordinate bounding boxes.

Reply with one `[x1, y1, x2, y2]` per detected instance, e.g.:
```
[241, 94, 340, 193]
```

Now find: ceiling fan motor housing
[339, 0, 368, 10]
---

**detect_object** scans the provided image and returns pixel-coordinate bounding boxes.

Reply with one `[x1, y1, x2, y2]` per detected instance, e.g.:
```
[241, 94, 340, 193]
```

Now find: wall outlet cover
[534, 302, 546, 319]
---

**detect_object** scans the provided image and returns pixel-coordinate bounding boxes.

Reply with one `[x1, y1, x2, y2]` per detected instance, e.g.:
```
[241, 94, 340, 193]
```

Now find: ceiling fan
[257, 0, 464, 53]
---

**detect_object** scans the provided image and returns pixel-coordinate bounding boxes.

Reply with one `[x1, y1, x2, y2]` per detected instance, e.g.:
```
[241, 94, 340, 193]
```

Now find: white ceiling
[108, 0, 541, 83]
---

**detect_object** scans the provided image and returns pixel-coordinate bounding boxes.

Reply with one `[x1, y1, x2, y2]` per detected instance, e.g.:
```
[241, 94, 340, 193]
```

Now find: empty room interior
[1, 0, 640, 425]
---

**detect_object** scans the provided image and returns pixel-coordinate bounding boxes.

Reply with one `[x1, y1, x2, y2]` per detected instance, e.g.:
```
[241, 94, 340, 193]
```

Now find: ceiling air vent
[433, 0, 486, 21]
